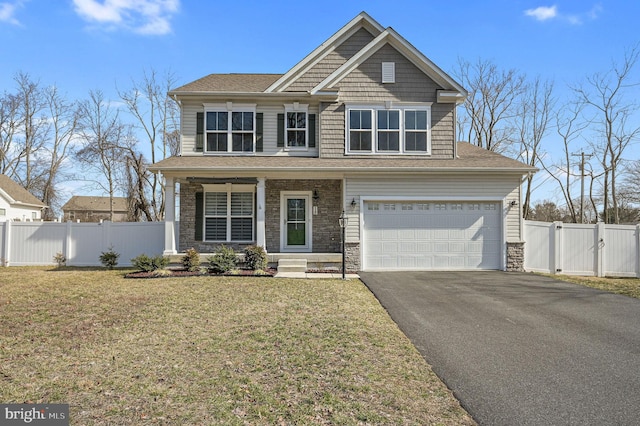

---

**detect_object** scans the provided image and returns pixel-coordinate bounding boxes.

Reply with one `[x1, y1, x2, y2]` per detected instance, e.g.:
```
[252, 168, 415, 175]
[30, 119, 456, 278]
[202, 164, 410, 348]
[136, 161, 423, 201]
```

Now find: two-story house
[151, 12, 535, 272]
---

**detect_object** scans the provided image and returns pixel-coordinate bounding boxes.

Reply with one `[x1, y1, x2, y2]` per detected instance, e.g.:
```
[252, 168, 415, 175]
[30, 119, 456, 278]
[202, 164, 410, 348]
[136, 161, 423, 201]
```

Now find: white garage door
[363, 201, 501, 270]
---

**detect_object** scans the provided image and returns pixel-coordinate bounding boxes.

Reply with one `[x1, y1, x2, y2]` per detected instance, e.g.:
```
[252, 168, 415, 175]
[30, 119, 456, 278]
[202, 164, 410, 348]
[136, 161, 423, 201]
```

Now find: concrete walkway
[275, 272, 360, 279]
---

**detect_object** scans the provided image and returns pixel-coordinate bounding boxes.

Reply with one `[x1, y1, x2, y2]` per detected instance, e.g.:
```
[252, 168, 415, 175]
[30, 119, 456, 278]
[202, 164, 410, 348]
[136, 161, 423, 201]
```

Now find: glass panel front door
[282, 194, 311, 251]
[286, 198, 306, 246]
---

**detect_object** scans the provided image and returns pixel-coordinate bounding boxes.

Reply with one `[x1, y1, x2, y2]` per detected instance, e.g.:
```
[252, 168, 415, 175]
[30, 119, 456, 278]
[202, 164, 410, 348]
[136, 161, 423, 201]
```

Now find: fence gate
[524, 220, 639, 277]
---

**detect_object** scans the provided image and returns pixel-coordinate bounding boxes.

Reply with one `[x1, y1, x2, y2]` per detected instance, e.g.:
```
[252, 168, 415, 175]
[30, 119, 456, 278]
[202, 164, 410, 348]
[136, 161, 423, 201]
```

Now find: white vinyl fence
[0, 221, 174, 267]
[524, 220, 640, 277]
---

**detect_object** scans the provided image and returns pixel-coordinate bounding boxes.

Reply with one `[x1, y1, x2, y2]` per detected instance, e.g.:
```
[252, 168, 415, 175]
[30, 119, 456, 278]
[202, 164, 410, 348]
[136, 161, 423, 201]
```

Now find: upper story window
[349, 109, 372, 151]
[347, 104, 431, 155]
[284, 103, 309, 150]
[204, 103, 256, 153]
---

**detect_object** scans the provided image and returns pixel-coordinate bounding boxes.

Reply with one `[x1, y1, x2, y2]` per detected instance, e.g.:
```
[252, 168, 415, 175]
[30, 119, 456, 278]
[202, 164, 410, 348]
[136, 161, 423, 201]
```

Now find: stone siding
[345, 242, 361, 272]
[265, 179, 342, 253]
[506, 242, 525, 272]
[180, 179, 342, 254]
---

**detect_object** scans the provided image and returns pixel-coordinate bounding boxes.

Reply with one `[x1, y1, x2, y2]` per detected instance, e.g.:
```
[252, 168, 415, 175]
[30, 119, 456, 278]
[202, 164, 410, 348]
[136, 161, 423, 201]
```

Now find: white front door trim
[280, 191, 313, 252]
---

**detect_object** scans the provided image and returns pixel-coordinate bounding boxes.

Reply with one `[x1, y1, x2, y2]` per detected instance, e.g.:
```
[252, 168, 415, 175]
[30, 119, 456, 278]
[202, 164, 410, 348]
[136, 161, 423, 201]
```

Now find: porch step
[277, 258, 308, 273]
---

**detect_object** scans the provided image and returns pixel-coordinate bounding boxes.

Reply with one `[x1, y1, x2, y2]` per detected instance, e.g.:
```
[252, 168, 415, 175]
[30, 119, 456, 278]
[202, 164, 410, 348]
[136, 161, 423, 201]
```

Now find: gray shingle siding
[287, 28, 376, 92]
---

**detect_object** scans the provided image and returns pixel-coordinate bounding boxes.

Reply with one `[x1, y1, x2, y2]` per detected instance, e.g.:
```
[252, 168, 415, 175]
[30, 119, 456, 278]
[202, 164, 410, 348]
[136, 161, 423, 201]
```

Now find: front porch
[171, 177, 344, 256]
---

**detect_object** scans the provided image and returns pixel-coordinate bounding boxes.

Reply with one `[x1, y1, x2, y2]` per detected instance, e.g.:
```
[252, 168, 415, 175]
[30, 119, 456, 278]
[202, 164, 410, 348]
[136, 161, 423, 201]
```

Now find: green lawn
[548, 274, 640, 299]
[0, 268, 474, 425]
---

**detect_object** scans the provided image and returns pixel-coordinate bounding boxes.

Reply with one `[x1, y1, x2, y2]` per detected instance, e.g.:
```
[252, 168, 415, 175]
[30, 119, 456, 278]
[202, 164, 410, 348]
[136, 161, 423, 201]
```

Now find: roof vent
[382, 62, 395, 83]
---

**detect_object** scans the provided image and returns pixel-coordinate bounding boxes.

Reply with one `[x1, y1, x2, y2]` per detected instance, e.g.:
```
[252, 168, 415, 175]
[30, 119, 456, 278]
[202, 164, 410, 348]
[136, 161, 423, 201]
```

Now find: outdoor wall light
[313, 189, 320, 201]
[510, 200, 518, 207]
[351, 198, 357, 207]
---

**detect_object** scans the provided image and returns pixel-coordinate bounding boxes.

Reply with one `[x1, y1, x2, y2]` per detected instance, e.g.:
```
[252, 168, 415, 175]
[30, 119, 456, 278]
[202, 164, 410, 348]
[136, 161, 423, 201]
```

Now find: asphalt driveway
[359, 271, 640, 426]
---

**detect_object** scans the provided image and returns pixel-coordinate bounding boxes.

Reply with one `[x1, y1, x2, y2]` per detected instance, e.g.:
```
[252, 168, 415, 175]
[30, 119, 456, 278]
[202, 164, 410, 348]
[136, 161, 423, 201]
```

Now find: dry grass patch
[0, 267, 473, 425]
[549, 274, 640, 299]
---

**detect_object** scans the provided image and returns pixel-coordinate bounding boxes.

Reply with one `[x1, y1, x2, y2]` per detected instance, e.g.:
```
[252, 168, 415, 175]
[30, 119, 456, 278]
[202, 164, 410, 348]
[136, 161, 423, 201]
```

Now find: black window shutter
[256, 113, 263, 152]
[196, 112, 204, 152]
[308, 114, 316, 148]
[277, 113, 284, 147]
[195, 192, 203, 241]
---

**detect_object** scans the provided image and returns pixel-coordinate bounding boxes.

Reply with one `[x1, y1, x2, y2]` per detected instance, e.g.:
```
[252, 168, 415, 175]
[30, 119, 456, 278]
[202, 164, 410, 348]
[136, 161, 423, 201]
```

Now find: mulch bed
[125, 268, 277, 279]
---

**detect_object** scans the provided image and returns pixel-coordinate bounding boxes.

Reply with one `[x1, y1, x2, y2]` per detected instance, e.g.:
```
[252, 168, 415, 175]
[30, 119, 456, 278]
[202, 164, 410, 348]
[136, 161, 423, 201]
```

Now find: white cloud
[525, 4, 602, 25]
[525, 5, 558, 21]
[0, 1, 23, 25]
[72, 0, 180, 35]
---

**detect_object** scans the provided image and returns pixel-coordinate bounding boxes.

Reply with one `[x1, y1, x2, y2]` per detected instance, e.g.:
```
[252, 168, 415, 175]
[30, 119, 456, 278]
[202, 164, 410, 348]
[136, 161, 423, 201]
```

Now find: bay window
[347, 104, 431, 155]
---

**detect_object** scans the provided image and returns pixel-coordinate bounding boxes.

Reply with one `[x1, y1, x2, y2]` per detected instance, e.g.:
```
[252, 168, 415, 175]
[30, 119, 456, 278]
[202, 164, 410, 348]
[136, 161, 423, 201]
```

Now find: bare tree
[118, 68, 180, 221]
[455, 58, 526, 152]
[12, 72, 49, 192]
[538, 101, 589, 223]
[39, 86, 80, 219]
[572, 45, 640, 224]
[0, 91, 22, 176]
[515, 77, 555, 219]
[76, 90, 134, 221]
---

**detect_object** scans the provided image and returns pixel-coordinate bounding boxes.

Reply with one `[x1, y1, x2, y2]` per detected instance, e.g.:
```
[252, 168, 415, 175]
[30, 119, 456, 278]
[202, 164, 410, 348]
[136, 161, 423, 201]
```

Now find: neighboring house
[151, 12, 536, 271]
[61, 196, 129, 222]
[0, 174, 47, 222]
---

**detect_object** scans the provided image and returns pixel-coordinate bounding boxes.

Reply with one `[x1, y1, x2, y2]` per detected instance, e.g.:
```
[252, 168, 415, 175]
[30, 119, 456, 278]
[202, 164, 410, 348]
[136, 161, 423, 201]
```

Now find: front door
[281, 192, 311, 252]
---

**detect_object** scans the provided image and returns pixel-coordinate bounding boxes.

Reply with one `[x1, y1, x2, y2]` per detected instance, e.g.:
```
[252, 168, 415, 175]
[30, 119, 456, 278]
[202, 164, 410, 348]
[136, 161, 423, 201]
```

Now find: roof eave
[151, 165, 537, 175]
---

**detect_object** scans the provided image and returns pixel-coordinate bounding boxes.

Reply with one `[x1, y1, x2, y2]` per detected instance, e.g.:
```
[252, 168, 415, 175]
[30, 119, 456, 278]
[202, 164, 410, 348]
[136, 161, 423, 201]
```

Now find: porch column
[256, 177, 266, 250]
[163, 176, 177, 255]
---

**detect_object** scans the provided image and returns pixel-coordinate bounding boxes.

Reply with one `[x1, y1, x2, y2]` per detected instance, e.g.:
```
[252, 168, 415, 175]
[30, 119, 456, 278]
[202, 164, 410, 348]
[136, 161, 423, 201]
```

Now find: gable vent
[382, 62, 395, 83]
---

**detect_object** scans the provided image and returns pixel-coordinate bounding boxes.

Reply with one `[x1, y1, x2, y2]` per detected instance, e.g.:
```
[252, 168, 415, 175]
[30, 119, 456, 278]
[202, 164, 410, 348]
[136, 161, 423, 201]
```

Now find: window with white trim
[377, 110, 400, 151]
[284, 104, 309, 149]
[0, 208, 6, 216]
[347, 105, 431, 155]
[204, 105, 256, 153]
[349, 109, 372, 151]
[204, 188, 255, 242]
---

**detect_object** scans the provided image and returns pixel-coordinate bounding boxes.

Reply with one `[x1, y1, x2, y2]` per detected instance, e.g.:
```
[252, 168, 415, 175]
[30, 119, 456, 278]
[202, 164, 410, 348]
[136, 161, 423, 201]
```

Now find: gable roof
[311, 27, 466, 96]
[0, 174, 46, 208]
[265, 11, 385, 93]
[61, 196, 129, 213]
[168, 12, 465, 101]
[151, 142, 536, 175]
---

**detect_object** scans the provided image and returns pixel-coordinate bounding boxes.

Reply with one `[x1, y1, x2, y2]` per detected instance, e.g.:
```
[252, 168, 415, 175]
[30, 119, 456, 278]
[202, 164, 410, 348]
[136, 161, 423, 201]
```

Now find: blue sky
[1, 0, 639, 204]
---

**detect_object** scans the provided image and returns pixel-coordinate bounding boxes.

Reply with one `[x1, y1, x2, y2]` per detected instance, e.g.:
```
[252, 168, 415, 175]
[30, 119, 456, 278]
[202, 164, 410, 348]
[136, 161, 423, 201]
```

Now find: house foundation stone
[506, 241, 525, 272]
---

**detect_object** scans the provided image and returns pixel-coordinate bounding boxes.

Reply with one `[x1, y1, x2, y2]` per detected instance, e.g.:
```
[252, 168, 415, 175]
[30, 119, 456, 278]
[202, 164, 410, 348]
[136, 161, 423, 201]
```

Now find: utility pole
[572, 152, 593, 223]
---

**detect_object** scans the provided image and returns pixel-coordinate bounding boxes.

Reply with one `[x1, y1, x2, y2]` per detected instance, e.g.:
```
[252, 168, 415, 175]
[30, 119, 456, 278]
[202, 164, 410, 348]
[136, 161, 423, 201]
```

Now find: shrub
[132, 254, 169, 272]
[53, 252, 66, 268]
[208, 245, 237, 274]
[244, 245, 267, 270]
[99, 246, 120, 270]
[182, 247, 201, 272]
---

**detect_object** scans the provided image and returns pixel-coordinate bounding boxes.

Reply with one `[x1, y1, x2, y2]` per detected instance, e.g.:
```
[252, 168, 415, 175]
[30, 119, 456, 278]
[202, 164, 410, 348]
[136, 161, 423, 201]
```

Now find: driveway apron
[359, 271, 640, 426]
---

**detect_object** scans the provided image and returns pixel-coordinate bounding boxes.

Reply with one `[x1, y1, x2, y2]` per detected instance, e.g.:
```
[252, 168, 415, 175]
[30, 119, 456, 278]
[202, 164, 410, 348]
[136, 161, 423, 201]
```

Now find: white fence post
[553, 221, 563, 274]
[65, 221, 73, 266]
[596, 222, 605, 277]
[2, 221, 11, 266]
[637, 225, 640, 278]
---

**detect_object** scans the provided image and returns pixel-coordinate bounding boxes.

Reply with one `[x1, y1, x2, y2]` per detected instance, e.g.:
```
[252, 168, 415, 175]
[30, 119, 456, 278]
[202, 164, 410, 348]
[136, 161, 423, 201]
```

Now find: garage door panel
[364, 200, 502, 271]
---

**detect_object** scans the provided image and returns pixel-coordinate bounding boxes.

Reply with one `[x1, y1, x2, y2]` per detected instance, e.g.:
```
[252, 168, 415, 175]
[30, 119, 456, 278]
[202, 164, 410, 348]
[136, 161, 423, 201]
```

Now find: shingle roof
[170, 74, 284, 93]
[151, 142, 536, 174]
[0, 174, 46, 207]
[61, 196, 129, 212]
